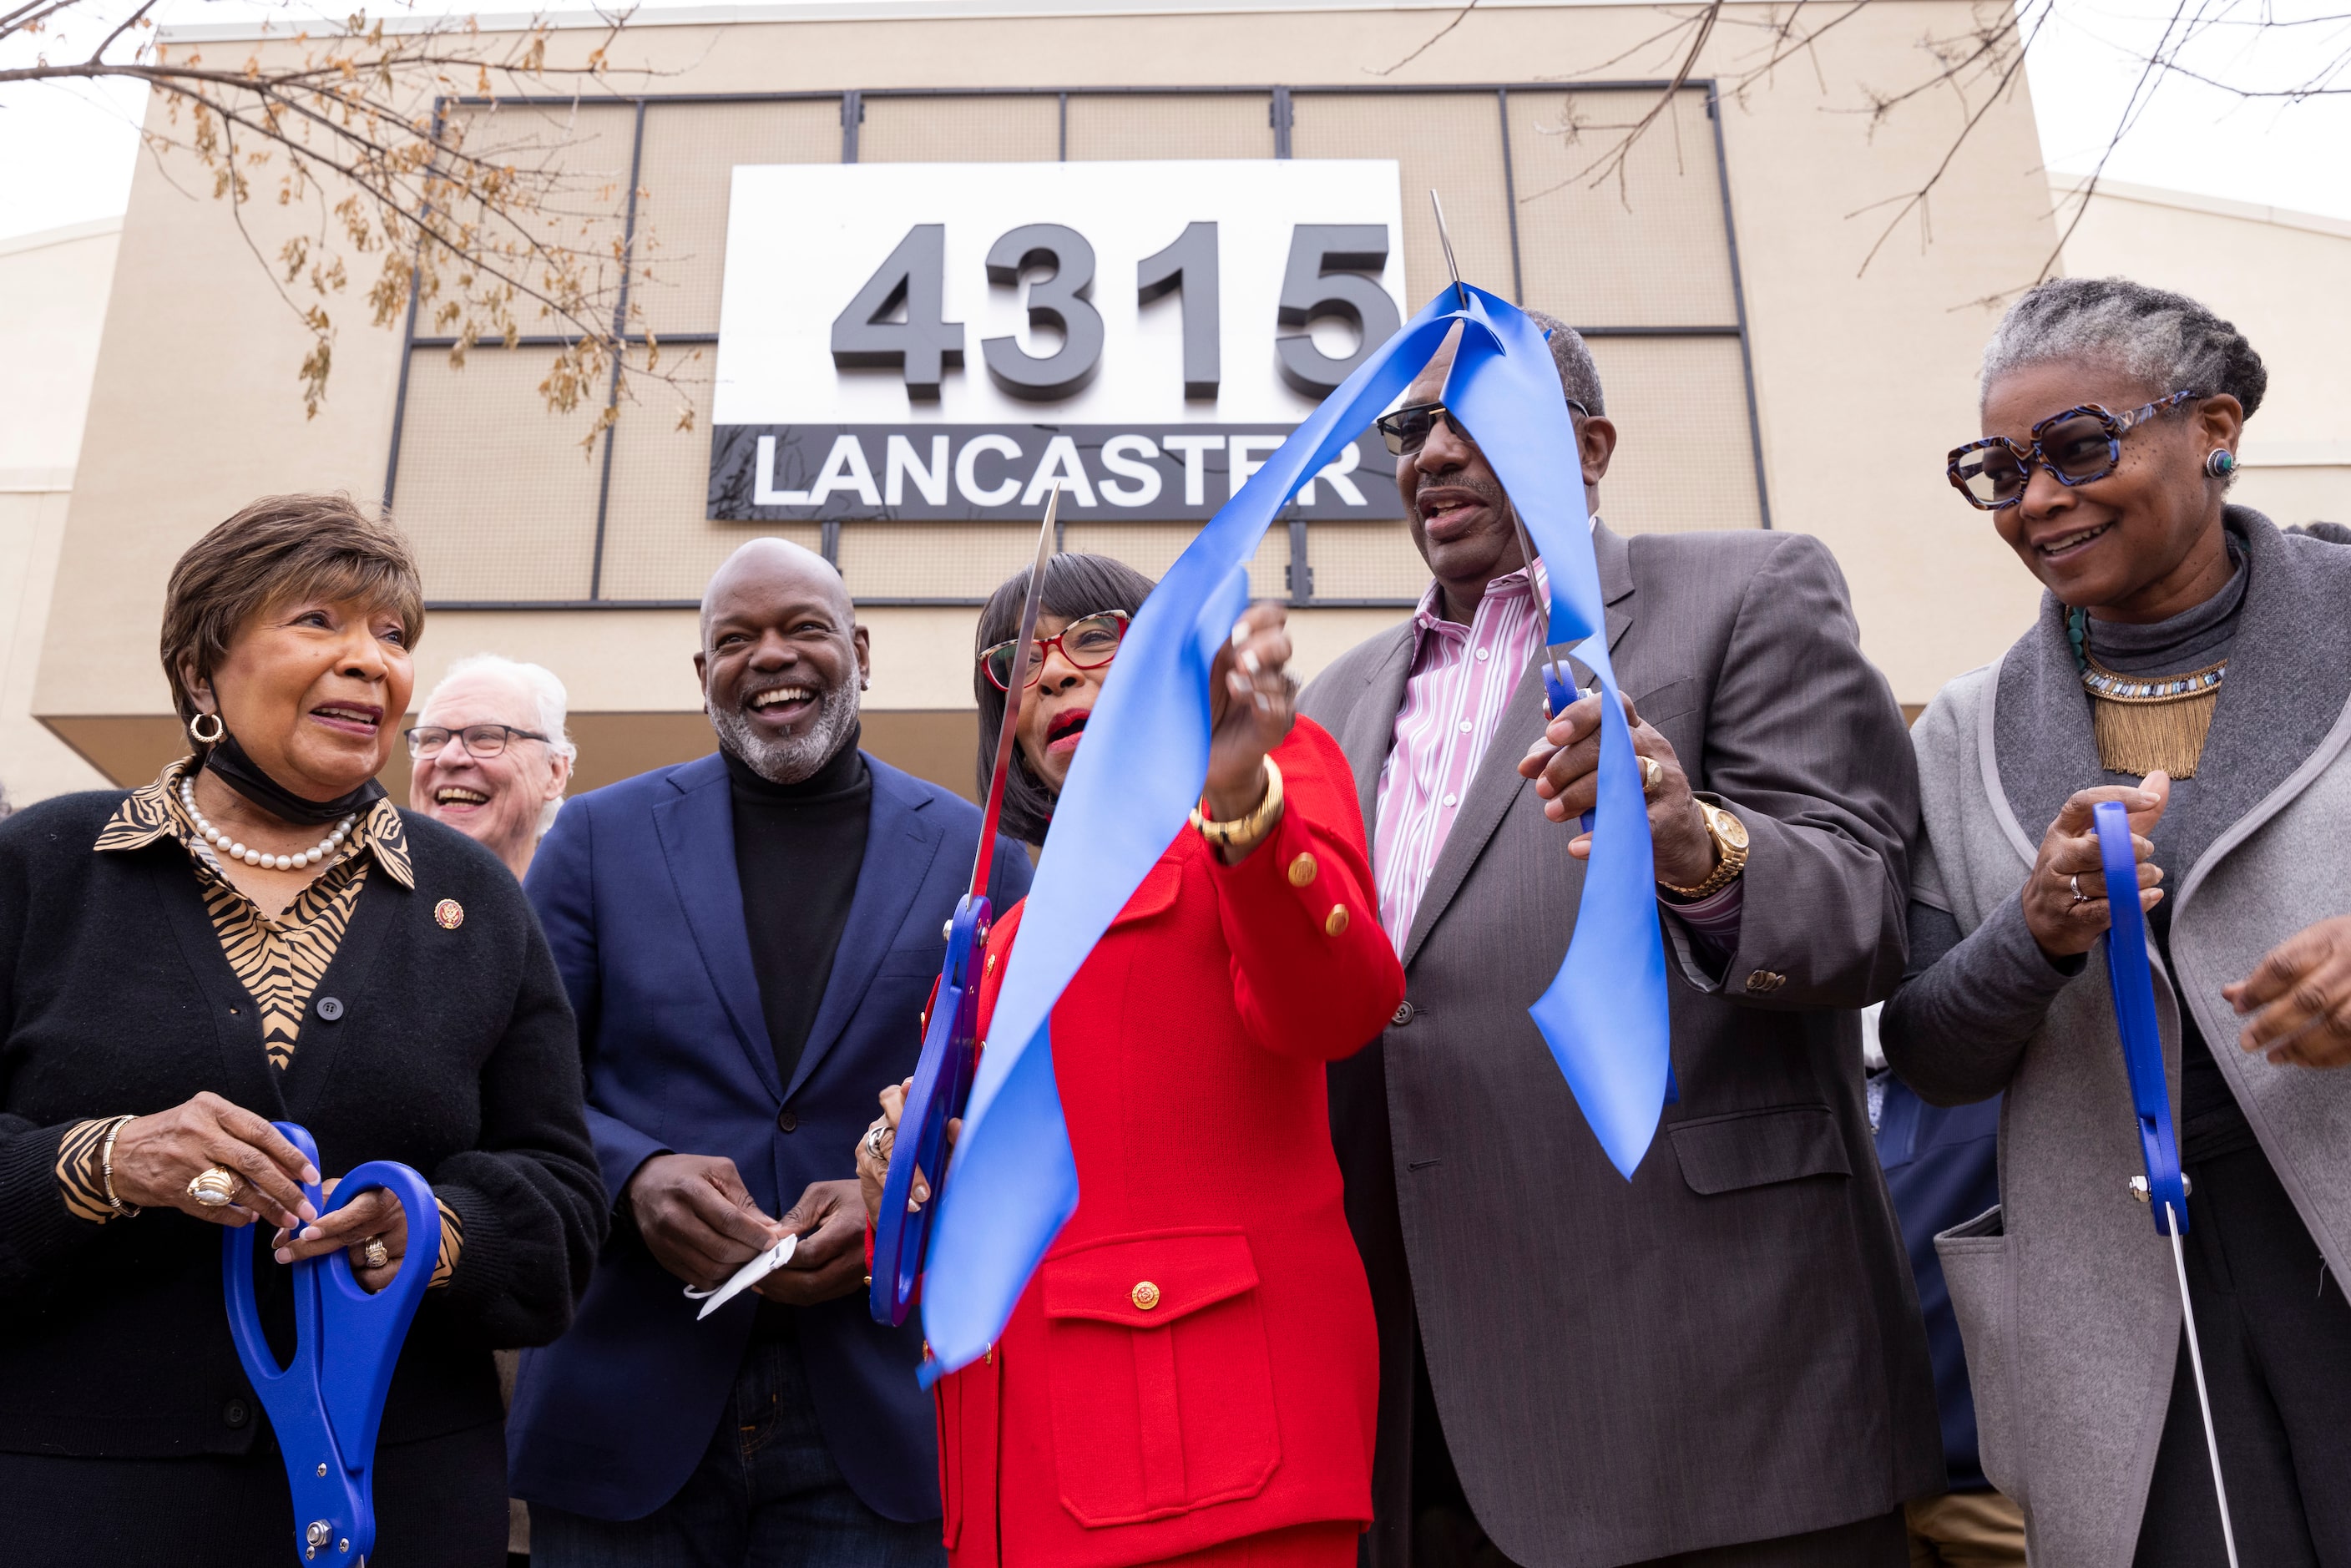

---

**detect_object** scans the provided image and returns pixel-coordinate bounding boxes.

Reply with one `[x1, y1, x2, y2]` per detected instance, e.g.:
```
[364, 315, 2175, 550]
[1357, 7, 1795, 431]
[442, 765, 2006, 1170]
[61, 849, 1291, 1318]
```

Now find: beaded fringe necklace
[2068, 607, 2225, 778]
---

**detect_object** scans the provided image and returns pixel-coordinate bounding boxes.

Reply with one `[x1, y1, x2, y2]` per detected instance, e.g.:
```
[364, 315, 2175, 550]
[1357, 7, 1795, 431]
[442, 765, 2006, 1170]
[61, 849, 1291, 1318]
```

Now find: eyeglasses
[1375, 397, 1590, 457]
[1947, 390, 2203, 510]
[403, 722, 550, 761]
[979, 610, 1131, 691]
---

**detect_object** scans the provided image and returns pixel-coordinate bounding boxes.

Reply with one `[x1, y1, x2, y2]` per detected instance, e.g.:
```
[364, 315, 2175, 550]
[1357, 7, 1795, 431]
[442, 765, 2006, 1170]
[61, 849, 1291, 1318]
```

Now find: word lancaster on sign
[709, 159, 1409, 524]
[708, 425, 1395, 523]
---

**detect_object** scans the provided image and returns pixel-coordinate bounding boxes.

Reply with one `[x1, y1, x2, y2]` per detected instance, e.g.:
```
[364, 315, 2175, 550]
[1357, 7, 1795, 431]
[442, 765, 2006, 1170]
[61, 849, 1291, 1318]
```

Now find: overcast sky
[5, 0, 2348, 245]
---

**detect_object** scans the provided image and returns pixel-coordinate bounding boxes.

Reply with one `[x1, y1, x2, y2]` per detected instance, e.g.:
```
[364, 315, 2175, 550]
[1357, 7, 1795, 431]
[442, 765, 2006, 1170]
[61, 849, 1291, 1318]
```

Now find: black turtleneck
[726, 731, 872, 1093]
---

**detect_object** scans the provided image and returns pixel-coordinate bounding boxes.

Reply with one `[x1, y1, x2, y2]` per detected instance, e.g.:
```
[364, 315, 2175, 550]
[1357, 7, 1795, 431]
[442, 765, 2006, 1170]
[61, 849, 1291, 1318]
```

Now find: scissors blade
[2166, 1203, 2242, 1567]
[968, 487, 1060, 900]
[1430, 188, 1468, 310]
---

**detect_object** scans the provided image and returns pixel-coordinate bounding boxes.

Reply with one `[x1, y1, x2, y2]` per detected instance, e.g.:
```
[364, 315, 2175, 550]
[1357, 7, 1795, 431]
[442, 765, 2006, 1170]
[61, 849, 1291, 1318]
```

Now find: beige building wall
[1, 218, 119, 807]
[34, 0, 2066, 801]
[2052, 175, 2351, 529]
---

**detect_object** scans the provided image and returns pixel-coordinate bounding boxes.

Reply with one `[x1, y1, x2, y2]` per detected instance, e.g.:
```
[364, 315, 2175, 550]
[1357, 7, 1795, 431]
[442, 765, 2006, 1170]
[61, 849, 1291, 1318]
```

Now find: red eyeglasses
[978, 610, 1130, 691]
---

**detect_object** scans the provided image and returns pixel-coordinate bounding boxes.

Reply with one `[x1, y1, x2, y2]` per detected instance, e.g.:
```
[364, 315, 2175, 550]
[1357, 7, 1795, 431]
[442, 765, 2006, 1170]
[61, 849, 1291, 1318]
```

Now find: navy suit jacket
[1874, 1074, 2003, 1492]
[507, 749, 1030, 1522]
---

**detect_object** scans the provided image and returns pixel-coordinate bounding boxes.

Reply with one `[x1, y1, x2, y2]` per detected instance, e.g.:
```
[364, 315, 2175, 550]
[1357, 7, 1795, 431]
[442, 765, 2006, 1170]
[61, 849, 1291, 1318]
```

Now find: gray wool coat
[1895, 508, 2351, 1568]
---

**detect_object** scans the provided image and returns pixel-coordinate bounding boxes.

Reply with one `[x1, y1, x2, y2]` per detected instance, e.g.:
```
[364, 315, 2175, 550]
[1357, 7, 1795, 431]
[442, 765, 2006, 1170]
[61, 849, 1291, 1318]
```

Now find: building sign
[708, 160, 1409, 523]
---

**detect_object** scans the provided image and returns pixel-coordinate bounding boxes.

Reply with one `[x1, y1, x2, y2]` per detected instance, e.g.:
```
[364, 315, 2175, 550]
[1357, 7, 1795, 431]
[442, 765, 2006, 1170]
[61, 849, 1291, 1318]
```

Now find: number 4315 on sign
[708, 159, 1411, 524]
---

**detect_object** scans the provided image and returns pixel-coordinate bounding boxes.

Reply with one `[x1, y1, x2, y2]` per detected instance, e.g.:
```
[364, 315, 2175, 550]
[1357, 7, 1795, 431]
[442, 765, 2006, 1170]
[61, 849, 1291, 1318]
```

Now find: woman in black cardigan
[0, 495, 604, 1566]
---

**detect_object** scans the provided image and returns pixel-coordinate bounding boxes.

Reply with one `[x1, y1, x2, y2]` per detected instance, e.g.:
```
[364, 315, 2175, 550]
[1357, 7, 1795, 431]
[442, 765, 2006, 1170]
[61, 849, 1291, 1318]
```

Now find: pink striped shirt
[1368, 555, 1743, 959]
[1372, 562, 1551, 948]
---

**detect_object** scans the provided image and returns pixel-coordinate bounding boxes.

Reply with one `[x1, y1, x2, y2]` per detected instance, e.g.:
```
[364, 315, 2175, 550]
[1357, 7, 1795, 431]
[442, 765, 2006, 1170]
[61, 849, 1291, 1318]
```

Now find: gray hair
[421, 653, 578, 832]
[1522, 310, 1607, 417]
[1979, 277, 2267, 420]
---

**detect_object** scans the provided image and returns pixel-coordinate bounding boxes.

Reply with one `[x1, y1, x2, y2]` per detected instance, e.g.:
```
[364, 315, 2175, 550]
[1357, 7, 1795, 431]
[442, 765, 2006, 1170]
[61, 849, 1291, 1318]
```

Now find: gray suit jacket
[1300, 521, 1942, 1568]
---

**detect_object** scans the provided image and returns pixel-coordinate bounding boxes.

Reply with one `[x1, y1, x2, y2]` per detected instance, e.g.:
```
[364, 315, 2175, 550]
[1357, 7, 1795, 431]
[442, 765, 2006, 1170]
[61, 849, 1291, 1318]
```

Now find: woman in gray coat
[1882, 277, 2351, 1568]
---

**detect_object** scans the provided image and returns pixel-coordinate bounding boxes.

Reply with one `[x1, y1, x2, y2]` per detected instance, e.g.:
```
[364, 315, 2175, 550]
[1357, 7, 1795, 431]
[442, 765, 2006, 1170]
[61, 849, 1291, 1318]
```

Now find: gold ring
[361, 1237, 390, 1270]
[1639, 755, 1665, 796]
[186, 1167, 240, 1208]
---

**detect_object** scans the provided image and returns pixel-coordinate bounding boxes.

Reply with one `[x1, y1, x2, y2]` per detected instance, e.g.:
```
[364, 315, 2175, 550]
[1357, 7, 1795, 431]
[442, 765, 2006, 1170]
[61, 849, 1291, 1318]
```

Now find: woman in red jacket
[860, 553, 1403, 1568]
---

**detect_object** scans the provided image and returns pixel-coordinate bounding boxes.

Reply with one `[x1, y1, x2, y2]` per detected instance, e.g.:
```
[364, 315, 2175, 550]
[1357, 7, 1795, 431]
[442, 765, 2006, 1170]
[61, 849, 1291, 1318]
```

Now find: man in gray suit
[1300, 316, 1941, 1568]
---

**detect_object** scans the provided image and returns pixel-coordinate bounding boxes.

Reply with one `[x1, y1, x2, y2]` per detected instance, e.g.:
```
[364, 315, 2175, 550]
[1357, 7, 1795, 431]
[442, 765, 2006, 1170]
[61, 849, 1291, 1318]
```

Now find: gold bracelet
[99, 1115, 140, 1218]
[1189, 757, 1285, 856]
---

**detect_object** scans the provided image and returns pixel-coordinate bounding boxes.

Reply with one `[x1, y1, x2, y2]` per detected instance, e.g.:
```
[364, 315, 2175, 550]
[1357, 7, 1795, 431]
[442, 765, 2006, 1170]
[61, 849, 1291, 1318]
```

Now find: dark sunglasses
[979, 609, 1131, 692]
[1376, 397, 1590, 457]
[1947, 389, 2202, 510]
[403, 722, 549, 761]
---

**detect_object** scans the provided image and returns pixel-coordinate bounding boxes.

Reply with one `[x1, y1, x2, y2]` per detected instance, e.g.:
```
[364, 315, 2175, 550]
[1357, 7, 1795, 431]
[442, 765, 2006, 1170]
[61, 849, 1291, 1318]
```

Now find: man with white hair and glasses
[407, 653, 578, 879]
[405, 651, 581, 1561]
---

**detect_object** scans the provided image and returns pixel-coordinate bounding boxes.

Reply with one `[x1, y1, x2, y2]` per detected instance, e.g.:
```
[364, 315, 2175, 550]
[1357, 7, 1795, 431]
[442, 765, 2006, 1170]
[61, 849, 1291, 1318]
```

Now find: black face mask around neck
[201, 731, 388, 827]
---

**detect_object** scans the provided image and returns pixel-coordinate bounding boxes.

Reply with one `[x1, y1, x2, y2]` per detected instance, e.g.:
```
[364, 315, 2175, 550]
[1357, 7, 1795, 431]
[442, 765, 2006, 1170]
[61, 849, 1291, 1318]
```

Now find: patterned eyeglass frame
[979, 609, 1133, 692]
[1946, 388, 2204, 511]
[1377, 397, 1592, 457]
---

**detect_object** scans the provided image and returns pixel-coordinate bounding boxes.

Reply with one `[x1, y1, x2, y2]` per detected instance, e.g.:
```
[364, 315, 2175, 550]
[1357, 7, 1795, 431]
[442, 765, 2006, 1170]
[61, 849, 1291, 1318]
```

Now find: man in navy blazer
[512, 540, 1029, 1565]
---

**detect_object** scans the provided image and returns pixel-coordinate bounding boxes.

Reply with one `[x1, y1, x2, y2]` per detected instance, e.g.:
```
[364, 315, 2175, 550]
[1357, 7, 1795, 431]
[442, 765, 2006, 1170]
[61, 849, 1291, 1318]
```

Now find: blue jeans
[533, 1333, 944, 1568]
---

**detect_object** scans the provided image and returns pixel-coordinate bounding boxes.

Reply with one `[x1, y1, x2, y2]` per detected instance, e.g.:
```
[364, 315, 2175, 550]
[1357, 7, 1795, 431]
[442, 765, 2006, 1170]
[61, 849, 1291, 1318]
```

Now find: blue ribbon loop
[222, 1122, 437, 1563]
[2094, 800, 2187, 1236]
[917, 286, 1674, 1379]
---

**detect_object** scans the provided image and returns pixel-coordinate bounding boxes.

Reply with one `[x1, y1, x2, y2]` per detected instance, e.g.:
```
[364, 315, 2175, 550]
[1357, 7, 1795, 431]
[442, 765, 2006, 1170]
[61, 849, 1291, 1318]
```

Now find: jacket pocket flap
[1935, 1201, 2005, 1247]
[1668, 1104, 1851, 1195]
[1041, 1228, 1257, 1328]
[1106, 858, 1184, 930]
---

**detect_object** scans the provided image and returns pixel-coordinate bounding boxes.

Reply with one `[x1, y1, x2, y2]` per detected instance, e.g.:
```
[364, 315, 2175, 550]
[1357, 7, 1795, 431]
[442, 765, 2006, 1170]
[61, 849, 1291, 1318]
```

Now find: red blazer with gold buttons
[934, 716, 1404, 1568]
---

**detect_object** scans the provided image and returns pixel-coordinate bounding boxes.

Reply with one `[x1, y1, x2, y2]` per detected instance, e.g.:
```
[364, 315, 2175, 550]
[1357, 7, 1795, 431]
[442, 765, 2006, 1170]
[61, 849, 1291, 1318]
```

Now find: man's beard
[710, 678, 862, 784]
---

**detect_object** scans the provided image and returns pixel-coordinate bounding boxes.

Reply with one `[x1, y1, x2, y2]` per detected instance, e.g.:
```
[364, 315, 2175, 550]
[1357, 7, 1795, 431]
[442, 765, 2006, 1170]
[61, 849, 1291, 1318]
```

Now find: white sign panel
[707, 159, 1410, 523]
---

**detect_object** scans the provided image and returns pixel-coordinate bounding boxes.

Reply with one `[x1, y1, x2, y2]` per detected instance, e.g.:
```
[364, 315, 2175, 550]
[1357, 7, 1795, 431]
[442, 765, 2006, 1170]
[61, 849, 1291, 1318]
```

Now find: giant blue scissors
[222, 1120, 437, 1565]
[869, 490, 1059, 1328]
[2094, 801, 2238, 1566]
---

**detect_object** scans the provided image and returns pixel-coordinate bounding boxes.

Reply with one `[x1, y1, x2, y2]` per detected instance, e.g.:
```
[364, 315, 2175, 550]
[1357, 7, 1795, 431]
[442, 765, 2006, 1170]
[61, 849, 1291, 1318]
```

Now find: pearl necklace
[179, 778, 355, 872]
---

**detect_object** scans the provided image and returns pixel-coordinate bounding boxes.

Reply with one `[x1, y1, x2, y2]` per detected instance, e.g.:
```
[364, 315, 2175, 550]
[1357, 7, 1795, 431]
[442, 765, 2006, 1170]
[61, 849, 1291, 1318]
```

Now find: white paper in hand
[683, 1233, 799, 1320]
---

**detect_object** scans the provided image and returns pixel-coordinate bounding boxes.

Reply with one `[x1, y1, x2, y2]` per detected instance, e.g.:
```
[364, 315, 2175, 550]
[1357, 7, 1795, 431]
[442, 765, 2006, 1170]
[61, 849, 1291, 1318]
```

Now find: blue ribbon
[222, 1122, 438, 1564]
[918, 286, 1674, 1378]
[1446, 298, 1673, 1160]
[2095, 800, 2188, 1235]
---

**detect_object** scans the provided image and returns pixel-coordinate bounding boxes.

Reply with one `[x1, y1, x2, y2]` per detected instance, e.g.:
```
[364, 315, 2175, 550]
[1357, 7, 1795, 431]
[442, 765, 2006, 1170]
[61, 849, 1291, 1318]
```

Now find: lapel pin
[433, 899, 464, 930]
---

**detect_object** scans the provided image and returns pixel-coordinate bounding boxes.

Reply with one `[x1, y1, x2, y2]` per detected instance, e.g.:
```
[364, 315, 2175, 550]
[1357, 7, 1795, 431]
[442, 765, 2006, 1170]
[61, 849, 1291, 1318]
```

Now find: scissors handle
[2095, 801, 2187, 1236]
[221, 1122, 436, 1565]
[869, 894, 990, 1326]
[316, 1157, 440, 1557]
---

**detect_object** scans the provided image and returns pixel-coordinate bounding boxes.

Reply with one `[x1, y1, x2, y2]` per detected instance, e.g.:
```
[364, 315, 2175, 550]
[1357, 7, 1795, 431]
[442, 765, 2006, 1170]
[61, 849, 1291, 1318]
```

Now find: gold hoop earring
[188, 711, 225, 746]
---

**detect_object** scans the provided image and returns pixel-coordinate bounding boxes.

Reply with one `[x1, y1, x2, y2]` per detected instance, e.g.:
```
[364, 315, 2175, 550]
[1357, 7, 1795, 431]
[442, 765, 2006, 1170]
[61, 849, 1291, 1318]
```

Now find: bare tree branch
[1378, 0, 2342, 307]
[2035, 0, 2207, 282]
[1368, 0, 1479, 76]
[1515, 0, 1724, 206]
[5, 0, 691, 448]
[1838, 1, 2055, 276]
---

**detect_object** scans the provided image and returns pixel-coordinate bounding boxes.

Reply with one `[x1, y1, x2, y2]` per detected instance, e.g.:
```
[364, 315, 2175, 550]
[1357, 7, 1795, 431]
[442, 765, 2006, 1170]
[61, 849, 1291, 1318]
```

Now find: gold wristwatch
[1661, 800, 1749, 900]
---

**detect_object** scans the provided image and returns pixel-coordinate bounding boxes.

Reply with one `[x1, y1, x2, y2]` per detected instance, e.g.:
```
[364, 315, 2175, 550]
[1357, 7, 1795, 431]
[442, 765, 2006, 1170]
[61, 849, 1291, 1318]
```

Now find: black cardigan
[0, 790, 605, 1459]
